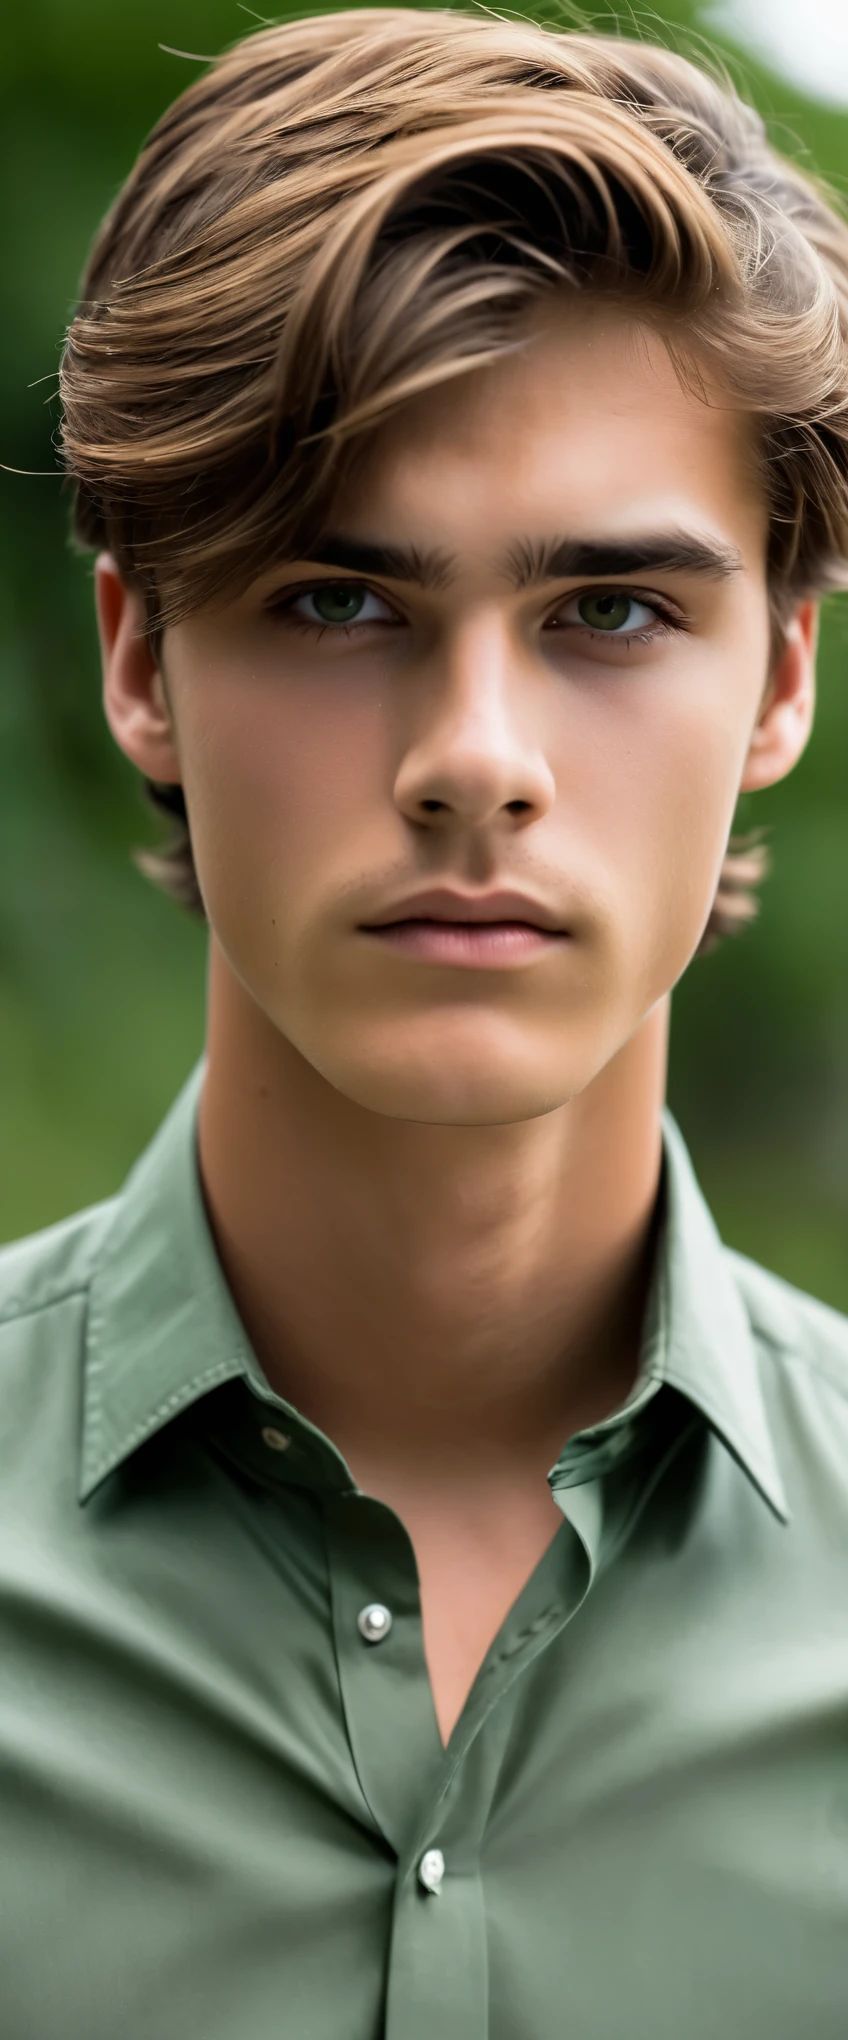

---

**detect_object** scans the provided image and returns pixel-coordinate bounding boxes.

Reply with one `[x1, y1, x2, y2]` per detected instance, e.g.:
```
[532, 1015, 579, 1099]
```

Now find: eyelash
[268, 580, 685, 648]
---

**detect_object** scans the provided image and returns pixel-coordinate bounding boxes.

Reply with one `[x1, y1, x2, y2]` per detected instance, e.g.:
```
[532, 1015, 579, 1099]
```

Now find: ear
[737, 600, 818, 794]
[94, 554, 182, 785]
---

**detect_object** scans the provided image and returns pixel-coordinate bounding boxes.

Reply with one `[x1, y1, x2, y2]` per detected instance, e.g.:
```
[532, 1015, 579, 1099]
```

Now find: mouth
[360, 918, 571, 968]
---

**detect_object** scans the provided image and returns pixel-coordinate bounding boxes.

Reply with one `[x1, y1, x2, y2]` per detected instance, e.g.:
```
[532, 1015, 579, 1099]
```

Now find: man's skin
[95, 298, 816, 1743]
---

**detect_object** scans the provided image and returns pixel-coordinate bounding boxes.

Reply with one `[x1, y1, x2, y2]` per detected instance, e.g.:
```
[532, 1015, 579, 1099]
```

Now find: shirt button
[357, 1603, 393, 1644]
[418, 1848, 445, 1895]
[261, 1425, 291, 1453]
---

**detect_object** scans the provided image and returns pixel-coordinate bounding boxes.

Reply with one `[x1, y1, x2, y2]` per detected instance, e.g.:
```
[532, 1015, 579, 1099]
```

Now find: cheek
[563, 671, 753, 955]
[178, 668, 384, 921]
[638, 707, 754, 980]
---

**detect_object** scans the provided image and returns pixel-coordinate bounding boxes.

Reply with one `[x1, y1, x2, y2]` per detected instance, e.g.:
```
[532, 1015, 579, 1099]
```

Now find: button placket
[322, 1490, 443, 1856]
[384, 1523, 595, 2040]
[385, 1843, 489, 2040]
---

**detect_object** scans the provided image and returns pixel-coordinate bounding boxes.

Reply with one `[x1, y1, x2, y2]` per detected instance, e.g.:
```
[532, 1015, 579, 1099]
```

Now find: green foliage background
[1, 1, 846, 1305]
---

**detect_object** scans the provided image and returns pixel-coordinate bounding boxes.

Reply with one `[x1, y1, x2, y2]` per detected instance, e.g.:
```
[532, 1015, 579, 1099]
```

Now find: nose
[392, 616, 556, 833]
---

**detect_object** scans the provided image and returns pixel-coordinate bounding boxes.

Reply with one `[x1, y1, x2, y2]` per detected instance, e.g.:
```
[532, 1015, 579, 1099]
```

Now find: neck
[197, 941, 669, 1476]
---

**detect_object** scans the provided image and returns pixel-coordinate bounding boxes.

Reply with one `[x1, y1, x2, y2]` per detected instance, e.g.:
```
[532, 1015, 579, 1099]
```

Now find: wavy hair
[59, 8, 848, 951]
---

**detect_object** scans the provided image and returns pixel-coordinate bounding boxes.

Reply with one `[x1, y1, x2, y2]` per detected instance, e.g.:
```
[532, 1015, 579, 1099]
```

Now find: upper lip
[361, 888, 569, 932]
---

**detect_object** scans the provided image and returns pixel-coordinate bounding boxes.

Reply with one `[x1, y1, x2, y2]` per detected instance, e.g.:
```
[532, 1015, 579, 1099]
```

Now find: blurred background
[1, 0, 846, 1306]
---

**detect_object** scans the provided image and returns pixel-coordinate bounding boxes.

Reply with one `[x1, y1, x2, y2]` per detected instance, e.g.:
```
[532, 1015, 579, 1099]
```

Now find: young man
[2, 8, 847, 2035]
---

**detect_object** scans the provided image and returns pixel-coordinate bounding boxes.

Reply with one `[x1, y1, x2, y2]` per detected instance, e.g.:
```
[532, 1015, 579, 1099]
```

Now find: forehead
[337, 300, 766, 565]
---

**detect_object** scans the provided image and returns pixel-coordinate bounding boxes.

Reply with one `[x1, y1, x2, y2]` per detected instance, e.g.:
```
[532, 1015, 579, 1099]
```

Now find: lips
[361, 887, 568, 933]
[361, 917, 563, 968]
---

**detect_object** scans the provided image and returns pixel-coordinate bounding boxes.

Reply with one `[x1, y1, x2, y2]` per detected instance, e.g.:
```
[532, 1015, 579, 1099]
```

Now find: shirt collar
[79, 1057, 788, 1523]
[548, 1107, 789, 1524]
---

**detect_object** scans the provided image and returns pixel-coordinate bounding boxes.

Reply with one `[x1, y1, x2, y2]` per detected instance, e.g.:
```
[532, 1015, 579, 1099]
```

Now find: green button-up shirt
[1, 1057, 847, 2039]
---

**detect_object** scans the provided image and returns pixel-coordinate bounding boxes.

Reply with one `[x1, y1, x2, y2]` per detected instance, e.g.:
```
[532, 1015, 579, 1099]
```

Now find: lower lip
[361, 920, 569, 966]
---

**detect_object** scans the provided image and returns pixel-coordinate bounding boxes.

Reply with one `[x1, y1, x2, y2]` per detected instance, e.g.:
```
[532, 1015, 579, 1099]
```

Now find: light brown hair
[59, 7, 848, 951]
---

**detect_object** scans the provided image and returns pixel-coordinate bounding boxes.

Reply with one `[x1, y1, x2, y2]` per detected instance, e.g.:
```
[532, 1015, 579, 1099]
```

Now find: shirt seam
[0, 1281, 91, 1335]
[748, 1328, 848, 1405]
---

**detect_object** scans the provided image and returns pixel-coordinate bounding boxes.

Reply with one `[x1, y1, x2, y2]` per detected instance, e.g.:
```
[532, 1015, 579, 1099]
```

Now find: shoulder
[724, 1245, 848, 1483]
[0, 1198, 117, 1366]
[725, 1245, 848, 1389]
[0, 1201, 122, 1501]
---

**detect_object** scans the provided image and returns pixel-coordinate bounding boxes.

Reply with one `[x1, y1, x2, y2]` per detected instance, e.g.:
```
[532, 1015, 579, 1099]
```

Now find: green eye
[310, 585, 366, 624]
[576, 592, 636, 632]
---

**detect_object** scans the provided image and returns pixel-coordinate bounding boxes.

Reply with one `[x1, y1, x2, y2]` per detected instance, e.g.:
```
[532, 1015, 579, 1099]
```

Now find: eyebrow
[301, 528, 744, 590]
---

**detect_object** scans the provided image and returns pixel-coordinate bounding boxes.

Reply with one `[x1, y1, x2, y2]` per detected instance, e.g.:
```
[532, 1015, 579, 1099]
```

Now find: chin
[311, 1038, 576, 1126]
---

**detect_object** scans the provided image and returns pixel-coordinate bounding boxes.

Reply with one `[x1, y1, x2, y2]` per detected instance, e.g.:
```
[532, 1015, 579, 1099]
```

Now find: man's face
[117, 302, 810, 1125]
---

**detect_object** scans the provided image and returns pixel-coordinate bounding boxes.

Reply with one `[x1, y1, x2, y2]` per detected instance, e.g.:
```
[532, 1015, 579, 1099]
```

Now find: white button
[261, 1425, 290, 1452]
[357, 1603, 393, 1644]
[418, 1848, 445, 1894]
